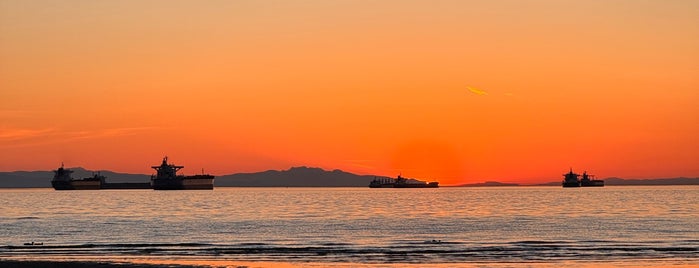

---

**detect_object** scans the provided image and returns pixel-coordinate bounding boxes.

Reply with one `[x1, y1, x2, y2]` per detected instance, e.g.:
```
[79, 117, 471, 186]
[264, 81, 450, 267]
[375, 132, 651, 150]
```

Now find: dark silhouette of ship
[51, 163, 151, 190]
[150, 157, 214, 190]
[51, 163, 103, 190]
[562, 169, 604, 187]
[580, 171, 604, 187]
[369, 175, 439, 188]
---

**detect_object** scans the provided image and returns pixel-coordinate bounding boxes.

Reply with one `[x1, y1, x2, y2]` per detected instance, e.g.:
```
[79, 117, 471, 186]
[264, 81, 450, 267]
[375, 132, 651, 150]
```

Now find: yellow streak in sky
[467, 86, 487, 95]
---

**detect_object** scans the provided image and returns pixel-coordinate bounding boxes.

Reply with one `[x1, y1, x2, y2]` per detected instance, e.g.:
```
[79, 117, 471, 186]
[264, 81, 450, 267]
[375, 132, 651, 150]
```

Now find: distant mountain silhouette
[0, 168, 150, 188]
[533, 177, 699, 186]
[216, 166, 390, 187]
[603, 177, 699, 185]
[1, 167, 697, 188]
[0, 166, 389, 188]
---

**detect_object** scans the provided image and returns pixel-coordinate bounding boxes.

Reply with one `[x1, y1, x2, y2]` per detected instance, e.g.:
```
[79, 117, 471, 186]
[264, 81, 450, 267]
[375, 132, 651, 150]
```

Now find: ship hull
[581, 180, 605, 187]
[369, 185, 393, 188]
[393, 183, 439, 188]
[562, 182, 580, 188]
[370, 183, 439, 188]
[151, 175, 214, 190]
[52, 180, 101, 190]
[369, 183, 394, 188]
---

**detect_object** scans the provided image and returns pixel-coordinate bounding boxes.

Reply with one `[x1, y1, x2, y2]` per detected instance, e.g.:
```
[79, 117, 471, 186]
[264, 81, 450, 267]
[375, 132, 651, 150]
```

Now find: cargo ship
[150, 157, 214, 190]
[51, 164, 103, 190]
[369, 175, 439, 188]
[562, 169, 604, 187]
[580, 171, 604, 187]
[562, 169, 580, 187]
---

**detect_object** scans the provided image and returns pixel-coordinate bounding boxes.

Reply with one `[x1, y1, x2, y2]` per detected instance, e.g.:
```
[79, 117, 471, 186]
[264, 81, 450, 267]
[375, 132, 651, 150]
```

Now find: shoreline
[0, 260, 206, 268]
[2, 258, 698, 268]
[2, 184, 699, 189]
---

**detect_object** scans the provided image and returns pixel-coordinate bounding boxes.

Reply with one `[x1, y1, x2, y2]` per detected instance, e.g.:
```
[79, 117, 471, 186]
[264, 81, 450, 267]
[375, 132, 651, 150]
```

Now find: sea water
[0, 186, 697, 266]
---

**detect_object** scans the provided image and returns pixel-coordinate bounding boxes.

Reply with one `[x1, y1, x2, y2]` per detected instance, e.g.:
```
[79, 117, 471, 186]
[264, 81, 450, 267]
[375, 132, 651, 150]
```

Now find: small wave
[397, 240, 464, 245]
[319, 242, 353, 246]
[2, 242, 698, 263]
[514, 240, 573, 245]
[15, 216, 40, 220]
[105, 243, 210, 248]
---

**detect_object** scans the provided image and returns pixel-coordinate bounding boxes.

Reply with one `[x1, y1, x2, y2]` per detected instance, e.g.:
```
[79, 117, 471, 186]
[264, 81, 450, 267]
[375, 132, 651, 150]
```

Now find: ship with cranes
[369, 175, 439, 188]
[562, 169, 604, 187]
[51, 163, 103, 190]
[150, 156, 215, 190]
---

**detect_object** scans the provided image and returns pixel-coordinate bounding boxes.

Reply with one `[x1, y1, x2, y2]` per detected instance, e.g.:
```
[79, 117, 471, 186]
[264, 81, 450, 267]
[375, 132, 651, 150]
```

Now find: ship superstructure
[562, 169, 580, 187]
[150, 157, 214, 190]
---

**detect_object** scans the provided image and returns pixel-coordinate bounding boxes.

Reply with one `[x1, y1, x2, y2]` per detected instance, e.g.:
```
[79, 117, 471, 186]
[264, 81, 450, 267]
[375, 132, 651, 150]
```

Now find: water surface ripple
[1, 186, 697, 264]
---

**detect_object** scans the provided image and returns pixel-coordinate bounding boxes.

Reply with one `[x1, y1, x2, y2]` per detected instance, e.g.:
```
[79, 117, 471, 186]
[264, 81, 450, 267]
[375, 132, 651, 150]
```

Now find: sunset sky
[1, 0, 697, 184]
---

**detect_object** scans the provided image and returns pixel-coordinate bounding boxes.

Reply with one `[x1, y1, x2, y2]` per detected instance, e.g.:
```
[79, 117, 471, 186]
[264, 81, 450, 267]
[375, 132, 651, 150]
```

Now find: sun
[389, 139, 466, 185]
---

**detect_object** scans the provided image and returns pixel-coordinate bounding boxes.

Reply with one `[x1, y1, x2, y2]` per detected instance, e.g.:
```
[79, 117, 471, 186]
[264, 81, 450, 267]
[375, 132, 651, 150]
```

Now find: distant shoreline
[1, 184, 699, 189]
[2, 257, 698, 268]
[1, 166, 697, 188]
[0, 260, 207, 268]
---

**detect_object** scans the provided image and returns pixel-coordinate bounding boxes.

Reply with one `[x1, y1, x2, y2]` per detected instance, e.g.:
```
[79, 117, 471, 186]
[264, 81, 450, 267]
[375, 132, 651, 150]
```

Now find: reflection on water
[0, 186, 697, 266]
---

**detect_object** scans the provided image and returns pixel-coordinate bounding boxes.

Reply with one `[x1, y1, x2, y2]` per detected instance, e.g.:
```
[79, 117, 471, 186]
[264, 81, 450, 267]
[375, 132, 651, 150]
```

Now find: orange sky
[1, 1, 697, 185]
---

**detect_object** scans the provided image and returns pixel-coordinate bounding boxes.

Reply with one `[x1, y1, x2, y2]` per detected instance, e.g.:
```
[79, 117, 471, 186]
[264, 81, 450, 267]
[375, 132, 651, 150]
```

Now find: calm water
[0, 186, 697, 266]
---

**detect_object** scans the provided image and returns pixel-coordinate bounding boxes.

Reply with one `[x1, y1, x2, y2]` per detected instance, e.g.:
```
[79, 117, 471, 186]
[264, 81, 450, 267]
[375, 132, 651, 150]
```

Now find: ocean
[1, 186, 697, 267]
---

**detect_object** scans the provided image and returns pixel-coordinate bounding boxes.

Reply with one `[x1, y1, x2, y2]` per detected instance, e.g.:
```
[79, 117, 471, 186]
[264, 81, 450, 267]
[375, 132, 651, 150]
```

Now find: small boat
[23, 242, 43, 246]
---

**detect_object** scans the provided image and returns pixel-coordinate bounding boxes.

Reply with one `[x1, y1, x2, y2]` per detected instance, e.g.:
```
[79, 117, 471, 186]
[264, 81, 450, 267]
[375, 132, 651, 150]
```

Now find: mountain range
[0, 167, 697, 188]
[531, 177, 699, 186]
[216, 167, 390, 187]
[0, 166, 390, 188]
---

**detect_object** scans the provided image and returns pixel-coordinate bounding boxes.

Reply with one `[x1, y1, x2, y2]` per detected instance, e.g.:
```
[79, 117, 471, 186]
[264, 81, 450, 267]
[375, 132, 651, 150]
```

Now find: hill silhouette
[0, 166, 390, 188]
[457, 181, 520, 187]
[1, 167, 697, 188]
[533, 177, 699, 186]
[0, 168, 150, 188]
[216, 166, 390, 187]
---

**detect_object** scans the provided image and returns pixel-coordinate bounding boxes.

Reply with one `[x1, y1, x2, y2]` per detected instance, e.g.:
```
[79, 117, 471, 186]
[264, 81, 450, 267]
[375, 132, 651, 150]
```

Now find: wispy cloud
[0, 110, 43, 119]
[344, 159, 376, 169]
[0, 128, 56, 140]
[466, 86, 488, 95]
[0, 126, 161, 148]
[67, 127, 161, 140]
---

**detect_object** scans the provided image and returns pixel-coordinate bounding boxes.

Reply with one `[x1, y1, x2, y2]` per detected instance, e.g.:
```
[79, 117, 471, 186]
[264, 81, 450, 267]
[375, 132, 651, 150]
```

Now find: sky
[1, 0, 697, 185]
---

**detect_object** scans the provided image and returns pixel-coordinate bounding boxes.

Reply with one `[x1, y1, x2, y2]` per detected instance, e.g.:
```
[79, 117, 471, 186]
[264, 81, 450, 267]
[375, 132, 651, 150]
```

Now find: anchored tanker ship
[369, 175, 439, 188]
[150, 157, 215, 190]
[562, 168, 604, 187]
[51, 164, 103, 190]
